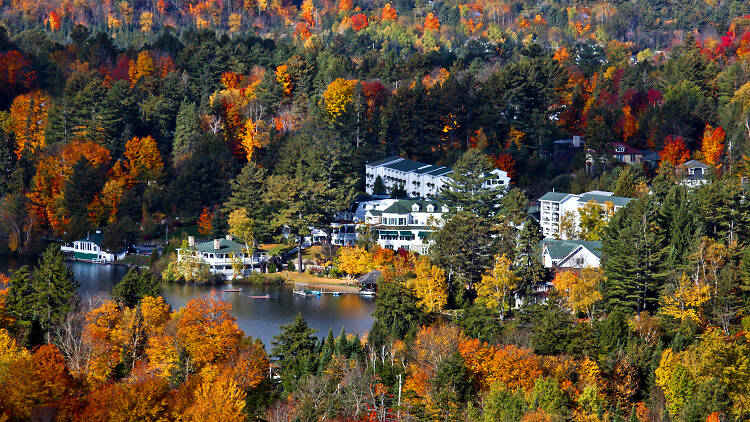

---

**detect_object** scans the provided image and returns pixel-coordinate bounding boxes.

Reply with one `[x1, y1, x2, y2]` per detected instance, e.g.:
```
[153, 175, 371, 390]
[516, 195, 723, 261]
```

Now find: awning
[418, 231, 430, 238]
[379, 230, 398, 235]
[399, 231, 414, 236]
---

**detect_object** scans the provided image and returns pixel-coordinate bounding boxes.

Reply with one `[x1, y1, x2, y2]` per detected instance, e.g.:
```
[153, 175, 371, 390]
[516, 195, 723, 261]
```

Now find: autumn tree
[701, 125, 725, 167]
[660, 273, 710, 324]
[552, 268, 604, 319]
[381, 3, 397, 20]
[176, 293, 243, 370]
[424, 12, 440, 31]
[578, 200, 609, 241]
[9, 90, 50, 158]
[337, 246, 373, 275]
[323, 78, 357, 119]
[659, 135, 690, 168]
[410, 256, 448, 313]
[124, 135, 164, 184]
[198, 207, 214, 236]
[476, 254, 519, 320]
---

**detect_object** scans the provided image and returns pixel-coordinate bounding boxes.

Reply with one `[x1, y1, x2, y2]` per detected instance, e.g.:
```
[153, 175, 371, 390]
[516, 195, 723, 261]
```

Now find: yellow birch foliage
[337, 246, 374, 275]
[323, 78, 358, 118]
[660, 273, 710, 323]
[410, 256, 448, 313]
[10, 90, 50, 158]
[476, 254, 518, 317]
[139, 11, 154, 32]
[185, 371, 246, 422]
[228, 13, 242, 32]
[552, 267, 604, 318]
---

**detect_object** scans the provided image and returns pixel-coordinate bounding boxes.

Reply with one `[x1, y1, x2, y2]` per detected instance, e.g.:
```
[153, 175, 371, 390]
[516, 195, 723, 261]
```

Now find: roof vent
[214, 239, 221, 250]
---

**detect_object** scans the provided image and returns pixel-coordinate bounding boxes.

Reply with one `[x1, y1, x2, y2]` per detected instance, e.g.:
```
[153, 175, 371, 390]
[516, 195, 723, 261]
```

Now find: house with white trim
[365, 156, 510, 198]
[678, 160, 709, 188]
[364, 199, 447, 254]
[541, 239, 602, 269]
[538, 190, 633, 239]
[176, 236, 269, 280]
[61, 230, 126, 263]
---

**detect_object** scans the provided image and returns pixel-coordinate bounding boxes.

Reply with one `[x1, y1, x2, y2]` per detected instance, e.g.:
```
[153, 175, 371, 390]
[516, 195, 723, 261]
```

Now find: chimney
[188, 236, 195, 246]
[225, 234, 233, 241]
[214, 239, 221, 250]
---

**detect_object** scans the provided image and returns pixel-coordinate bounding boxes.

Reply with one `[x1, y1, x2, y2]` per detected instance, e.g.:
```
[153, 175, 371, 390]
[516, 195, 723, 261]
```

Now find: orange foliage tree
[124, 135, 164, 183]
[197, 207, 214, 236]
[701, 125, 725, 167]
[659, 135, 690, 168]
[175, 292, 243, 370]
[27, 141, 111, 234]
[459, 339, 544, 392]
[338, 0, 352, 12]
[350, 13, 368, 31]
[424, 12, 440, 31]
[9, 90, 50, 158]
[128, 50, 155, 86]
[381, 3, 397, 21]
[0, 50, 36, 101]
[492, 152, 516, 182]
[275, 65, 293, 96]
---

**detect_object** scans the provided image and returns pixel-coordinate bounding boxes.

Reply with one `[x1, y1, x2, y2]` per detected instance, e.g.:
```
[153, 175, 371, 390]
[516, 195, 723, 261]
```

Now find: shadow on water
[0, 256, 375, 348]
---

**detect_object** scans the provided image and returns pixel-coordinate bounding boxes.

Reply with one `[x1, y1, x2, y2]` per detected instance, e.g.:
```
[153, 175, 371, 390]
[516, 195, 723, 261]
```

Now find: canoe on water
[249, 294, 271, 299]
[223, 288, 242, 293]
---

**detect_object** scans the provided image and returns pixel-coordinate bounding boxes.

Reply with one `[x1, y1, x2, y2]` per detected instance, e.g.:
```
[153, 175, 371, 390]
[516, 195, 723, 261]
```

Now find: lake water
[0, 257, 376, 348]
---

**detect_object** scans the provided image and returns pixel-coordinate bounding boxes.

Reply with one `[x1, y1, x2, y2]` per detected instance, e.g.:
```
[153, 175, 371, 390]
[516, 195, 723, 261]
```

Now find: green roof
[418, 231, 430, 238]
[367, 156, 402, 166]
[578, 193, 633, 208]
[539, 192, 571, 202]
[381, 199, 443, 214]
[399, 231, 414, 236]
[378, 230, 399, 235]
[77, 231, 104, 245]
[191, 238, 248, 255]
[541, 239, 602, 259]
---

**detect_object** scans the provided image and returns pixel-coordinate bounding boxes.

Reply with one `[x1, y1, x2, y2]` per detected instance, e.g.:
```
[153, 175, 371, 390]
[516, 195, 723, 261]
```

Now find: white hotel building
[365, 156, 510, 198]
[538, 190, 633, 239]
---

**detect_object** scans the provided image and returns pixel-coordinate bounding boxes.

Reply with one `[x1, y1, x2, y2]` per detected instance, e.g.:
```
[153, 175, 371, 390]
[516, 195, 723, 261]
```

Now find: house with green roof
[365, 156, 509, 198]
[539, 190, 633, 239]
[541, 239, 602, 269]
[364, 199, 447, 254]
[60, 230, 126, 263]
[177, 236, 269, 280]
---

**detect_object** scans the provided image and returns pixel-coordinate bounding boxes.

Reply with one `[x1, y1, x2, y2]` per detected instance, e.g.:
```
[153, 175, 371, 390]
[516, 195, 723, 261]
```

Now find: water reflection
[0, 257, 375, 348]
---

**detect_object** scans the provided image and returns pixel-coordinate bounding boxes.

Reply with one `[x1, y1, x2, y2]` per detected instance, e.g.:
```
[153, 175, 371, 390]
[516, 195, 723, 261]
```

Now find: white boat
[359, 290, 376, 296]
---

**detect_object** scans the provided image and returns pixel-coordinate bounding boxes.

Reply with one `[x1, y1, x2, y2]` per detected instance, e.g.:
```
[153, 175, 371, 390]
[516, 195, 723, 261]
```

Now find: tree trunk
[297, 234, 303, 274]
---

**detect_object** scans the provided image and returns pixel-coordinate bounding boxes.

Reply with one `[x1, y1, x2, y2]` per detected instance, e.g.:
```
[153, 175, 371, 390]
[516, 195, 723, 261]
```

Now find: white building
[678, 160, 709, 188]
[364, 199, 448, 254]
[177, 236, 269, 280]
[539, 190, 633, 239]
[61, 230, 126, 263]
[365, 156, 510, 198]
[541, 239, 602, 269]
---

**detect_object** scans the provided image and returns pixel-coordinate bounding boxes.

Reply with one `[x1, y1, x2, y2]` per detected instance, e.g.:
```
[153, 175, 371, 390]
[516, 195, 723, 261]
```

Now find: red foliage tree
[659, 135, 690, 168]
[350, 13, 368, 31]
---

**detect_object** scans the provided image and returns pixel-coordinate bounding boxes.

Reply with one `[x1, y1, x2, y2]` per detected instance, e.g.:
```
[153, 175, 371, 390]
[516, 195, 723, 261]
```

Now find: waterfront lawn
[119, 254, 150, 266]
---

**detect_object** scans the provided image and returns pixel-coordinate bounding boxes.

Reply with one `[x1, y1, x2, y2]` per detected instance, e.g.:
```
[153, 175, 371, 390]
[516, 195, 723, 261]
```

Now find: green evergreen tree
[440, 149, 503, 219]
[271, 313, 318, 388]
[515, 219, 546, 296]
[372, 175, 386, 195]
[112, 268, 162, 308]
[172, 101, 201, 161]
[368, 281, 431, 348]
[6, 245, 77, 345]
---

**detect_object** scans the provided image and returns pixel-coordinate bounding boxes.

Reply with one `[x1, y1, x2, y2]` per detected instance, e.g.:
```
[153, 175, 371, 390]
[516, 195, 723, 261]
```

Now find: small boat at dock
[223, 288, 242, 293]
[249, 294, 270, 299]
[293, 289, 308, 296]
[359, 290, 376, 296]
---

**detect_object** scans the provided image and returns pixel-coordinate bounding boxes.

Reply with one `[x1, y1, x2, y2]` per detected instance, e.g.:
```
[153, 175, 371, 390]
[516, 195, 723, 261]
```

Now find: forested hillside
[2, 0, 750, 421]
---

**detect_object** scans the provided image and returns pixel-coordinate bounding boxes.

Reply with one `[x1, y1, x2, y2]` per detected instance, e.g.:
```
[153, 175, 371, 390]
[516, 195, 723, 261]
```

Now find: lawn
[277, 271, 355, 286]
[119, 254, 150, 267]
[260, 243, 297, 256]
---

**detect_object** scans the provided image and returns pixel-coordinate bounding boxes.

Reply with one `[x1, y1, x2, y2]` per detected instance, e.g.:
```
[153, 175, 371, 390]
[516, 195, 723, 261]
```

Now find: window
[398, 218, 406, 225]
[426, 204, 435, 212]
[616, 146, 625, 153]
[412, 204, 420, 211]
[575, 257, 584, 266]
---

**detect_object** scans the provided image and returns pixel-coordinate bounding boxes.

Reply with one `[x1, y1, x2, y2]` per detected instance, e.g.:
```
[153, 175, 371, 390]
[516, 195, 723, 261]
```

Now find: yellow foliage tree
[185, 372, 246, 422]
[337, 246, 373, 275]
[139, 11, 154, 32]
[552, 267, 604, 319]
[476, 254, 519, 320]
[410, 256, 448, 313]
[578, 199, 608, 241]
[323, 78, 358, 119]
[228, 13, 242, 32]
[660, 273, 710, 323]
[128, 51, 154, 86]
[10, 90, 50, 158]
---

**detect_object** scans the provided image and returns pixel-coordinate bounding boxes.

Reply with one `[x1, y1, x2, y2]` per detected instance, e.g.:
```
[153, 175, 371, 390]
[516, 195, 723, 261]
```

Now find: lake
[0, 257, 376, 348]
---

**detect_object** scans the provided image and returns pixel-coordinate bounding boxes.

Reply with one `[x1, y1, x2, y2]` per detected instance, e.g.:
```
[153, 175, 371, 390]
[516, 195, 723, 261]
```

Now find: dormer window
[426, 204, 435, 212]
[412, 203, 420, 212]
[441, 205, 449, 213]
[616, 147, 625, 153]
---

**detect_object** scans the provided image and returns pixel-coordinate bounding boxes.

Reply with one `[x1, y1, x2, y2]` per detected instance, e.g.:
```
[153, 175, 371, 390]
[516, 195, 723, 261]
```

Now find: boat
[308, 290, 322, 296]
[223, 288, 242, 293]
[293, 289, 308, 296]
[332, 292, 341, 296]
[249, 294, 270, 299]
[359, 290, 376, 296]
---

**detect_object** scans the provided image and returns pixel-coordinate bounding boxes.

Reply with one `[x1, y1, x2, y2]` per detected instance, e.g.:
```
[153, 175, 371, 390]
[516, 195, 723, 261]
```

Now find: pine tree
[7, 245, 78, 344]
[112, 268, 162, 307]
[515, 219, 546, 296]
[172, 101, 201, 162]
[440, 149, 503, 219]
[270, 313, 318, 387]
[372, 175, 386, 195]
